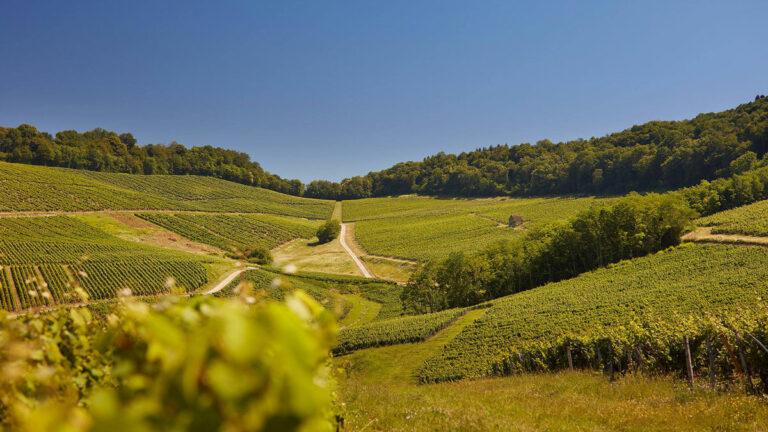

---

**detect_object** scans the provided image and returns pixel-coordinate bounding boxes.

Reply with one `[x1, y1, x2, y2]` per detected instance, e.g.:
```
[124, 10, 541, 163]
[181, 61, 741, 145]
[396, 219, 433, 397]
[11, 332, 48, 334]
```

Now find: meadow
[344, 195, 615, 260]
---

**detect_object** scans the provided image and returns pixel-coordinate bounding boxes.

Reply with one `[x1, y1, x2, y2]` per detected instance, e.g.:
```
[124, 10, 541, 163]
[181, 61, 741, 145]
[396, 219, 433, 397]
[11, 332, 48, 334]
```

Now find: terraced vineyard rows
[11, 265, 51, 309]
[136, 213, 321, 251]
[38, 264, 76, 303]
[419, 243, 768, 382]
[697, 198, 768, 237]
[0, 267, 16, 310]
[0, 161, 334, 218]
[0, 215, 214, 311]
[334, 308, 468, 355]
[343, 196, 614, 260]
[72, 261, 208, 300]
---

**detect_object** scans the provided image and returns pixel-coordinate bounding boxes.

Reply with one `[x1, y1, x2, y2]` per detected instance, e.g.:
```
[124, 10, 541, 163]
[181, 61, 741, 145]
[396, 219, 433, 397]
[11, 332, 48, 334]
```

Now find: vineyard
[0, 215, 213, 311]
[419, 243, 768, 382]
[334, 308, 468, 355]
[697, 198, 768, 237]
[136, 212, 321, 252]
[0, 161, 334, 217]
[344, 195, 615, 260]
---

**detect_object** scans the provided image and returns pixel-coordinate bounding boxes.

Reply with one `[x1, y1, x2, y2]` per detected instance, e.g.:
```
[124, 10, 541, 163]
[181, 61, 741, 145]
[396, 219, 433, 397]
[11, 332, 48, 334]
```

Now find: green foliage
[0, 124, 306, 196]
[316, 220, 341, 244]
[0, 161, 334, 217]
[419, 244, 768, 382]
[246, 245, 273, 265]
[334, 308, 467, 355]
[0, 293, 338, 431]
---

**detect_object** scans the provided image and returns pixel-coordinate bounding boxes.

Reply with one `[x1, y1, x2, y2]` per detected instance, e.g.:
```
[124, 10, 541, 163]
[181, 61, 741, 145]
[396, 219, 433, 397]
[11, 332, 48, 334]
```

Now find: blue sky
[1, 1, 767, 182]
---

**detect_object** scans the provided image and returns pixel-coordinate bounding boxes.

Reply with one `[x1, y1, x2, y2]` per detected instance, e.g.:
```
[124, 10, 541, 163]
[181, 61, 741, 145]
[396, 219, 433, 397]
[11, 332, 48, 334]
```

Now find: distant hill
[4, 95, 767, 200]
[305, 95, 768, 199]
[0, 125, 303, 196]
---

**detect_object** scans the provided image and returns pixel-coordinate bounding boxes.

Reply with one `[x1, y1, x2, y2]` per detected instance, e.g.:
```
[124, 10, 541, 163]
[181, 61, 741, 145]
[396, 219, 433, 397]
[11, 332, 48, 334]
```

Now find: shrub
[247, 245, 273, 264]
[316, 220, 341, 244]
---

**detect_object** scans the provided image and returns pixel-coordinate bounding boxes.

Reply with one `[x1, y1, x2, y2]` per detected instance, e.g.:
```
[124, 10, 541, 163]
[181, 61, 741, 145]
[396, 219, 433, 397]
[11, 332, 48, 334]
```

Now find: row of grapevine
[334, 308, 468, 355]
[71, 261, 208, 300]
[39, 264, 78, 304]
[10, 265, 52, 309]
[0, 267, 16, 311]
[419, 243, 768, 382]
[429, 307, 768, 394]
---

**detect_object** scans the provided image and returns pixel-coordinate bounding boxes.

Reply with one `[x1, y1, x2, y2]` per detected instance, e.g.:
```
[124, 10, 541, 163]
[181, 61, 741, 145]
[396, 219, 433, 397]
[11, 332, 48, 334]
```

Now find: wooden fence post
[706, 336, 715, 390]
[567, 345, 574, 371]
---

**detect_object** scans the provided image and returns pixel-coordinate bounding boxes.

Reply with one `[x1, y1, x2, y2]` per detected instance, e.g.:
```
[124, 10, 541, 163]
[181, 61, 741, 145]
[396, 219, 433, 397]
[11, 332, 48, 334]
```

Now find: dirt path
[340, 223, 373, 278]
[202, 266, 256, 295]
[682, 227, 768, 247]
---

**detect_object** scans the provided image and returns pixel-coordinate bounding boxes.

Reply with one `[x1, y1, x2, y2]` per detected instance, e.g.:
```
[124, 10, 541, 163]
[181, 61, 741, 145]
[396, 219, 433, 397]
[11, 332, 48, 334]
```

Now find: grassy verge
[339, 371, 768, 431]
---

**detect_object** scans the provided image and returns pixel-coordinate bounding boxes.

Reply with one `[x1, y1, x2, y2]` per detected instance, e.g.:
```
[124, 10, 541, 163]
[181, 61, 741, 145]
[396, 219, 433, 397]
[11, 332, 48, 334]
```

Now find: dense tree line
[320, 95, 768, 199]
[0, 125, 303, 195]
[2, 96, 767, 199]
[402, 158, 768, 313]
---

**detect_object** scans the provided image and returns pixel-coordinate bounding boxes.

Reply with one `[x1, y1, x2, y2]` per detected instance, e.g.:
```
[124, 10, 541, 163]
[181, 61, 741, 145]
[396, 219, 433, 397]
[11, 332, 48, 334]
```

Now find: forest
[0, 125, 303, 195]
[2, 96, 767, 200]
[307, 95, 768, 199]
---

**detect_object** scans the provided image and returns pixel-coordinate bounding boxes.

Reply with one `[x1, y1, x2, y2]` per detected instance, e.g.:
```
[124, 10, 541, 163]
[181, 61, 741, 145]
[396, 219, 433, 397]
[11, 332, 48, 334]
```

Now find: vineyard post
[635, 345, 645, 373]
[684, 335, 694, 390]
[608, 342, 615, 381]
[706, 336, 715, 390]
[596, 345, 603, 372]
[567, 345, 573, 371]
[734, 331, 753, 393]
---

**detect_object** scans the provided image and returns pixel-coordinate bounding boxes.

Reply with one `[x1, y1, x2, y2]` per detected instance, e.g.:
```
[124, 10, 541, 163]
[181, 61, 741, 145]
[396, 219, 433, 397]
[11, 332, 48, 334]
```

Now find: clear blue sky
[1, 1, 767, 182]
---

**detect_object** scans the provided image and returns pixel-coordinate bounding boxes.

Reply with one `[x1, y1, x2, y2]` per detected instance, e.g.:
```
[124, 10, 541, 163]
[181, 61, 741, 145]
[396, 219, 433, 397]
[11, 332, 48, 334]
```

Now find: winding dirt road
[340, 223, 373, 278]
[203, 266, 257, 295]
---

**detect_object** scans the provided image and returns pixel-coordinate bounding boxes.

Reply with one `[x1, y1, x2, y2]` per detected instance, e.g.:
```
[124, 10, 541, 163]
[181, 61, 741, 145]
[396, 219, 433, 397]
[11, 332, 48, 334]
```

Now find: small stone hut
[508, 214, 523, 227]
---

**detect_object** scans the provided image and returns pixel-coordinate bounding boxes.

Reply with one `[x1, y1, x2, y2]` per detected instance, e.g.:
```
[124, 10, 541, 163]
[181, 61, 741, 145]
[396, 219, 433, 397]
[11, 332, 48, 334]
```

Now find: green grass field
[419, 243, 768, 382]
[0, 161, 334, 217]
[216, 268, 405, 323]
[697, 198, 768, 236]
[343, 195, 615, 260]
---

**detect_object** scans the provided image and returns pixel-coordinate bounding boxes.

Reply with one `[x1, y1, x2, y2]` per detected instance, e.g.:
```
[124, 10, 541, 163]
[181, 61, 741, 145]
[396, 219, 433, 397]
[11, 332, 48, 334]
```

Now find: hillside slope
[419, 243, 768, 382]
[0, 161, 334, 218]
